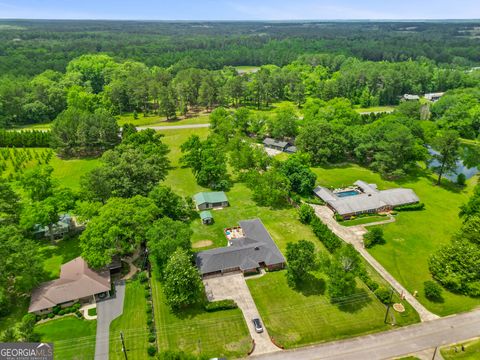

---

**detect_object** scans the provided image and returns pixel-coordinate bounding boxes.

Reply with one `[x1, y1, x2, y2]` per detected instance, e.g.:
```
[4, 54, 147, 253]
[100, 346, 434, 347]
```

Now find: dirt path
[310, 205, 439, 322]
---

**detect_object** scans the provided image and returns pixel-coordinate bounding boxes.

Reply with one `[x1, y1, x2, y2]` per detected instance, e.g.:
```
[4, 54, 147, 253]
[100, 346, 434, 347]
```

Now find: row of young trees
[2, 52, 479, 128]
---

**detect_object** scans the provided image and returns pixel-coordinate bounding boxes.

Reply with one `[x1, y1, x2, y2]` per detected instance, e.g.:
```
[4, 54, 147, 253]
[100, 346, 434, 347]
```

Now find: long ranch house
[314, 180, 419, 219]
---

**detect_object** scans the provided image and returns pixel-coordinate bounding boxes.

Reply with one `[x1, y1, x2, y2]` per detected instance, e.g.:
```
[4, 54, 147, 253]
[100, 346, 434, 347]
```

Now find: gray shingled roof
[263, 137, 289, 149]
[195, 219, 285, 275]
[314, 180, 419, 216]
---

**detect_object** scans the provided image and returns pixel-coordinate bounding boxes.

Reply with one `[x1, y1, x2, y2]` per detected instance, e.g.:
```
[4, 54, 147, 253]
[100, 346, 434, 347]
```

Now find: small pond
[427, 144, 480, 181]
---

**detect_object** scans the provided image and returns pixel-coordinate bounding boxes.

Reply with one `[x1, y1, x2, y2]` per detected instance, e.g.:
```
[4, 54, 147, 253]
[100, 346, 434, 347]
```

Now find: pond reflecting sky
[428, 144, 480, 181]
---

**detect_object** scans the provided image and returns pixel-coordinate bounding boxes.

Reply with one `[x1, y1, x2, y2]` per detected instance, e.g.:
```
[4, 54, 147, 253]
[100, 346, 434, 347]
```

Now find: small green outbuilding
[200, 211, 214, 225]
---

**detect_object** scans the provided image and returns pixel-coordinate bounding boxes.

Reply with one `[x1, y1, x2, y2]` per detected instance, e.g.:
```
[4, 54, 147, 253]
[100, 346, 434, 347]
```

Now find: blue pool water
[336, 190, 360, 198]
[226, 231, 231, 235]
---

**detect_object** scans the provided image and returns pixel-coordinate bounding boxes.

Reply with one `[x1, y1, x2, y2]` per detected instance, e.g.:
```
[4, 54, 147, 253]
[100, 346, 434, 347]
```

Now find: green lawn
[117, 113, 210, 127]
[340, 215, 389, 226]
[40, 237, 83, 279]
[34, 316, 97, 360]
[151, 268, 251, 358]
[354, 106, 396, 113]
[441, 338, 480, 360]
[49, 155, 100, 190]
[235, 65, 260, 73]
[109, 279, 149, 360]
[313, 164, 480, 316]
[248, 271, 394, 349]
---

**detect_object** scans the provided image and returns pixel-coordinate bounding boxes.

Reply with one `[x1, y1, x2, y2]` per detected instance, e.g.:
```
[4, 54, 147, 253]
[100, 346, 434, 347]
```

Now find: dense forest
[1, 20, 480, 77]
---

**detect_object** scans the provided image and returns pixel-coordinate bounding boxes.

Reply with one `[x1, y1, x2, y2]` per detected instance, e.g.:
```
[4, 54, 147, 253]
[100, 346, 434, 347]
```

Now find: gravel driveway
[94, 281, 126, 360]
[203, 273, 280, 356]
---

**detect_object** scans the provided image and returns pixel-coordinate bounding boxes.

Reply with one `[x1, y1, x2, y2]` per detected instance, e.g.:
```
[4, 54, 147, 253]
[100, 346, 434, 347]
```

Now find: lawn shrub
[364, 227, 386, 248]
[52, 306, 61, 315]
[298, 203, 315, 224]
[204, 299, 238, 312]
[148, 334, 156, 343]
[47, 313, 55, 319]
[424, 280, 443, 301]
[58, 310, 66, 316]
[147, 345, 157, 356]
[335, 214, 344, 222]
[359, 271, 379, 292]
[157, 350, 208, 360]
[147, 318, 153, 326]
[75, 311, 82, 318]
[393, 203, 425, 211]
[137, 271, 148, 284]
[374, 287, 392, 305]
[311, 218, 342, 253]
[145, 290, 151, 299]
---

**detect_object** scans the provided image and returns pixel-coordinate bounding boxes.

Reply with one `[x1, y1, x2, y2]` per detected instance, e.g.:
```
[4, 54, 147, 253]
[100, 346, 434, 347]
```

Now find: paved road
[137, 123, 210, 131]
[252, 309, 480, 360]
[311, 205, 439, 322]
[94, 281, 126, 360]
[203, 273, 280, 355]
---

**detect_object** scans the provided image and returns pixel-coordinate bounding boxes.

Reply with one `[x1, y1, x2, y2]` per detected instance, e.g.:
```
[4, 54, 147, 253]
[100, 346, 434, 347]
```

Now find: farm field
[34, 317, 97, 360]
[109, 279, 149, 360]
[313, 164, 480, 316]
[151, 267, 252, 358]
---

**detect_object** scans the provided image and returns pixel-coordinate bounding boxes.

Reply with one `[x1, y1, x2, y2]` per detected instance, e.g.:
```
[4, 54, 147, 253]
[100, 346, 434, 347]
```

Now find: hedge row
[393, 202, 425, 211]
[311, 217, 342, 253]
[204, 299, 238, 312]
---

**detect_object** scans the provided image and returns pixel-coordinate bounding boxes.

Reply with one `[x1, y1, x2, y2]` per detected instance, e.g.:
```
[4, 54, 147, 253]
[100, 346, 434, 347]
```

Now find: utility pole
[432, 345, 438, 360]
[384, 287, 395, 324]
[120, 331, 128, 360]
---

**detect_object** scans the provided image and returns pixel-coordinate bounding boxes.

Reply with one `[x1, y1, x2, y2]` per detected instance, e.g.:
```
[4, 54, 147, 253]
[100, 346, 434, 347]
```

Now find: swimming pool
[336, 190, 360, 198]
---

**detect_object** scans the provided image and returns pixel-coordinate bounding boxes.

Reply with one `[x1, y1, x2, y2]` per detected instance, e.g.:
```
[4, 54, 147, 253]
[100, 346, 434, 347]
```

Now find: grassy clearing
[247, 271, 391, 349]
[313, 164, 480, 316]
[354, 105, 396, 113]
[109, 279, 149, 360]
[117, 113, 210, 127]
[151, 268, 251, 358]
[441, 338, 480, 360]
[34, 316, 97, 360]
[40, 237, 82, 279]
[235, 65, 260, 74]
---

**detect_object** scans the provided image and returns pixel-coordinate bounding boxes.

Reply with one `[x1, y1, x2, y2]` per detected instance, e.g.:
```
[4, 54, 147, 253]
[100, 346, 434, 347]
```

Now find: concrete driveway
[94, 281, 126, 360]
[203, 273, 280, 356]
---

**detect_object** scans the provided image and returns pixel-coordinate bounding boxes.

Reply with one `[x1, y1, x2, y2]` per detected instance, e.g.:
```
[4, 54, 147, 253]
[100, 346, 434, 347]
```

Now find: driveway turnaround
[252, 309, 480, 360]
[203, 273, 280, 355]
[311, 205, 438, 322]
[94, 281, 126, 360]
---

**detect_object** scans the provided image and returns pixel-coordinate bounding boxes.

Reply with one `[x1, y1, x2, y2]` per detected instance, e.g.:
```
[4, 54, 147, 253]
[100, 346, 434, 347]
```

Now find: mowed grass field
[248, 271, 390, 348]
[117, 113, 210, 127]
[313, 164, 480, 316]
[34, 317, 97, 360]
[151, 268, 252, 358]
[109, 279, 149, 360]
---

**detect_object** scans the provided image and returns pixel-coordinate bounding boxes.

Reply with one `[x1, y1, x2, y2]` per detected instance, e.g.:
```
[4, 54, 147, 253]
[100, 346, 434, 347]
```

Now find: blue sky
[0, 0, 479, 20]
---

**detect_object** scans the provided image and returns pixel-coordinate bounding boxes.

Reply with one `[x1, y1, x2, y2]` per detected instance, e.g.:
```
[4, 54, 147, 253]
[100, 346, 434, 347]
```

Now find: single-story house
[314, 180, 419, 219]
[263, 138, 291, 152]
[403, 94, 420, 101]
[195, 219, 286, 277]
[285, 145, 297, 154]
[29, 257, 111, 315]
[34, 214, 75, 240]
[200, 210, 214, 225]
[424, 92, 445, 102]
[193, 192, 229, 210]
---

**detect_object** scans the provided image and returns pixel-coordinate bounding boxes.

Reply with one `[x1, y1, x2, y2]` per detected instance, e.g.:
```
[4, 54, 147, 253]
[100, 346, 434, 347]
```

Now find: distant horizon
[1, 18, 480, 22]
[1, 0, 479, 21]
